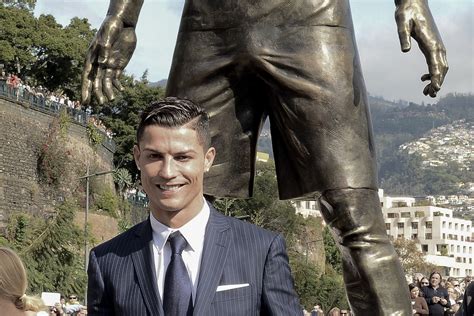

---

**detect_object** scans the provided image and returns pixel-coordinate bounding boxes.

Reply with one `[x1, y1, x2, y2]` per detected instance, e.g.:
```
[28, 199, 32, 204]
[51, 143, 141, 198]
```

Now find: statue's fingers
[396, 15, 412, 52]
[93, 67, 106, 105]
[82, 42, 98, 105]
[421, 74, 431, 82]
[103, 68, 115, 102]
[112, 69, 124, 92]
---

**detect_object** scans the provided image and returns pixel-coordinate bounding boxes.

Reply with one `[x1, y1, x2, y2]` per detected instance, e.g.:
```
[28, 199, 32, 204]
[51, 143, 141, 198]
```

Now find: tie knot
[168, 231, 187, 254]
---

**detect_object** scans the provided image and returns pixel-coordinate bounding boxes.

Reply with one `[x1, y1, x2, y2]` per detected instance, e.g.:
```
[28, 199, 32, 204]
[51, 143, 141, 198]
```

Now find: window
[461, 236, 464, 241]
[397, 234, 404, 238]
[455, 223, 458, 230]
[385, 223, 391, 230]
[397, 223, 404, 229]
[387, 213, 398, 218]
[296, 201, 301, 208]
[463, 246, 466, 253]
[415, 211, 425, 217]
[443, 221, 446, 228]
[422, 244, 428, 252]
[394, 201, 407, 207]
[411, 234, 418, 240]
[449, 223, 452, 229]
[426, 221, 432, 228]
[442, 233, 445, 239]
[305, 201, 310, 209]
[312, 204, 317, 210]
[425, 233, 432, 239]
[457, 245, 460, 253]
[401, 212, 411, 218]
[412, 222, 418, 229]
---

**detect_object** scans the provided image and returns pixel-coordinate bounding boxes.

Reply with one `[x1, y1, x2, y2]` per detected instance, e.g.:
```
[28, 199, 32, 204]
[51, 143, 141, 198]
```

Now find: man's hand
[395, 0, 448, 98]
[82, 15, 137, 105]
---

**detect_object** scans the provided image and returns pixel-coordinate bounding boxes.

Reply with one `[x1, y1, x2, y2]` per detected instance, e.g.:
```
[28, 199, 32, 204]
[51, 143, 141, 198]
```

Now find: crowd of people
[409, 272, 472, 315]
[303, 272, 473, 316]
[0, 71, 113, 139]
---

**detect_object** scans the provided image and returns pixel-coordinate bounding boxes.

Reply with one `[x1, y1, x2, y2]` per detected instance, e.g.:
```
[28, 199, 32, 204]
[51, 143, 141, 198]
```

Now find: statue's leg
[319, 188, 411, 315]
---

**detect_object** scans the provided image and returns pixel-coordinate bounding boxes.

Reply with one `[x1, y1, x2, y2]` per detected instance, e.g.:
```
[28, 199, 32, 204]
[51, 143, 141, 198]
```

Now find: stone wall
[0, 97, 115, 229]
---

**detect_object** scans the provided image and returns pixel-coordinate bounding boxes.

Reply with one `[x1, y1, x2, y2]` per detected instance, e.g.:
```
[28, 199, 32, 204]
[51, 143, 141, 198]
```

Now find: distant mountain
[149, 79, 167, 88]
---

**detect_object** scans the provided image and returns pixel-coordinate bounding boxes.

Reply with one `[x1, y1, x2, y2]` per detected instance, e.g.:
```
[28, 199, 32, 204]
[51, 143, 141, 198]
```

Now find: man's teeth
[159, 184, 182, 191]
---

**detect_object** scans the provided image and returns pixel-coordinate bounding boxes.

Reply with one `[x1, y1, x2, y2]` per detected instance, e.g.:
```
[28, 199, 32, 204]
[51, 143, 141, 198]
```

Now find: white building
[292, 200, 321, 218]
[380, 191, 473, 277]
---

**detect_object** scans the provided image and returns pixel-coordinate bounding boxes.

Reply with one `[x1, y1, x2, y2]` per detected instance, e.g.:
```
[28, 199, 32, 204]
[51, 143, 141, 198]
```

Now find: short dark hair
[136, 97, 211, 148]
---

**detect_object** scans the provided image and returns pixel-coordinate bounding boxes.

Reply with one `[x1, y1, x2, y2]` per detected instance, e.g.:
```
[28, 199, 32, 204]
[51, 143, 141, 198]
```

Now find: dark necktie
[163, 231, 193, 315]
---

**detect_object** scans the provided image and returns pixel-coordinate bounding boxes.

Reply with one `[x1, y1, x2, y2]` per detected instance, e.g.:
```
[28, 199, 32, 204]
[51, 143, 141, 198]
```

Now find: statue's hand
[395, 0, 448, 97]
[82, 15, 137, 105]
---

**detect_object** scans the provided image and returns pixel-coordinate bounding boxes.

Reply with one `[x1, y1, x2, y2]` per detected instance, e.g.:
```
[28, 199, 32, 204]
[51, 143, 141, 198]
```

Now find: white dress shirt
[150, 199, 210, 303]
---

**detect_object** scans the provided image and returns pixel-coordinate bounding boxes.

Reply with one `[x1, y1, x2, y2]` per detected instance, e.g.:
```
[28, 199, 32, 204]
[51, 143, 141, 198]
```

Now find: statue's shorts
[166, 0, 378, 199]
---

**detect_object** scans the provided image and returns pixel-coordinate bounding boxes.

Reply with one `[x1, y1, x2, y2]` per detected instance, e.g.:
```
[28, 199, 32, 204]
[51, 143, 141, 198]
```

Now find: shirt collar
[150, 198, 210, 252]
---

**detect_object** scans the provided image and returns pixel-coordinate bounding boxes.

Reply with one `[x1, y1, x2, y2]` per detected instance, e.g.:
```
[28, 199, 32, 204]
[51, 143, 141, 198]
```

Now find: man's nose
[158, 159, 177, 178]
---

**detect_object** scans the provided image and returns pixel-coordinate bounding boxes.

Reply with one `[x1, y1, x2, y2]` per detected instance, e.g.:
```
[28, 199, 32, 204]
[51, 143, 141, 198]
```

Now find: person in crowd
[0, 247, 46, 316]
[421, 271, 451, 316]
[328, 307, 341, 316]
[457, 281, 473, 316]
[409, 283, 429, 315]
[310, 304, 323, 316]
[447, 286, 461, 314]
[420, 277, 430, 288]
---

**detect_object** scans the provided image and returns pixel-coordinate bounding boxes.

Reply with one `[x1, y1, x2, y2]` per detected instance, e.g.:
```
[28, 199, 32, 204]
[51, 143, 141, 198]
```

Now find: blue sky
[35, 0, 473, 104]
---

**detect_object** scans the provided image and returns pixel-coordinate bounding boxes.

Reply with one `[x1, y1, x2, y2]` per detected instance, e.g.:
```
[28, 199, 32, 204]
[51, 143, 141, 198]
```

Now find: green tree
[0, 5, 95, 99]
[323, 226, 342, 274]
[3, 200, 86, 297]
[393, 238, 439, 276]
[97, 75, 165, 182]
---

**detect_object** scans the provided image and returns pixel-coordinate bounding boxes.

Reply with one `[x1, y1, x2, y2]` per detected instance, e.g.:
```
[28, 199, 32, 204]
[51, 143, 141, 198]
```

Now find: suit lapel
[130, 219, 164, 316]
[193, 206, 231, 315]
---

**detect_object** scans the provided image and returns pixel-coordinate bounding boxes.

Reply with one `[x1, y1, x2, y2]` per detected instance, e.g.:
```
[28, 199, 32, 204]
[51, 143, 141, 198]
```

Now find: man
[82, 0, 448, 314]
[87, 97, 302, 315]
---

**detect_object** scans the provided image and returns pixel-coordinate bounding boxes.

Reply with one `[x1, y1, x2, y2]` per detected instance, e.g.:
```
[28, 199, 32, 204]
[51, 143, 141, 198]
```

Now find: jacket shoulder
[90, 220, 149, 257]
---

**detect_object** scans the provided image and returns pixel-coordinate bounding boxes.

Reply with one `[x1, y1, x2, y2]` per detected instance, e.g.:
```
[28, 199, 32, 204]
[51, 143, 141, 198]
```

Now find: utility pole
[78, 166, 116, 304]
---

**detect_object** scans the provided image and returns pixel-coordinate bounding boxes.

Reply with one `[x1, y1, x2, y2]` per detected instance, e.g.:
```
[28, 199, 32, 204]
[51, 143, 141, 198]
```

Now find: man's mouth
[157, 184, 183, 191]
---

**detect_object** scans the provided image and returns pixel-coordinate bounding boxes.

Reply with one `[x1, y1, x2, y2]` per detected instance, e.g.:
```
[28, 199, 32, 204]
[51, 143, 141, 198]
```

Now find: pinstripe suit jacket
[87, 205, 302, 315]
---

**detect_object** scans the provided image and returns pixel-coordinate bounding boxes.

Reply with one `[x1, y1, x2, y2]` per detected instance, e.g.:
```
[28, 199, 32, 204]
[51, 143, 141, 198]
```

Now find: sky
[34, 0, 473, 104]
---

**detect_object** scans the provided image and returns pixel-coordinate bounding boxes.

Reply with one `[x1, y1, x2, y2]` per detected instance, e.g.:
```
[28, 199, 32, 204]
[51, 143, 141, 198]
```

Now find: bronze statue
[81, 0, 448, 314]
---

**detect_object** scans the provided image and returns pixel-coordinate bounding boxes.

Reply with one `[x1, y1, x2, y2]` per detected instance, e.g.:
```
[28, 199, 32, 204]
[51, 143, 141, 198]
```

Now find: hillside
[256, 93, 474, 197]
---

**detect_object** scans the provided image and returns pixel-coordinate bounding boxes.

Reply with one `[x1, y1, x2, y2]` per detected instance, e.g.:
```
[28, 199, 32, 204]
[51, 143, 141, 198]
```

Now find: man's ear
[133, 145, 141, 170]
[204, 147, 216, 172]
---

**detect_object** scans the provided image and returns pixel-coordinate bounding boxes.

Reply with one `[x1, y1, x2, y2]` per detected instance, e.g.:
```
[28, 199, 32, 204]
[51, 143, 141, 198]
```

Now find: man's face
[430, 273, 441, 287]
[134, 124, 215, 225]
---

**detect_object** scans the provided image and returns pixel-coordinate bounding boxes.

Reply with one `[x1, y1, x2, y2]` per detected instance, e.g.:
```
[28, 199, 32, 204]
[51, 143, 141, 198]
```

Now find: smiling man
[87, 97, 302, 316]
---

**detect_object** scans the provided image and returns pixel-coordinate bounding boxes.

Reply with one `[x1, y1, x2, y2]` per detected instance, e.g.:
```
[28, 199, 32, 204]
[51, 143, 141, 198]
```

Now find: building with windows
[292, 200, 321, 218]
[380, 192, 473, 277]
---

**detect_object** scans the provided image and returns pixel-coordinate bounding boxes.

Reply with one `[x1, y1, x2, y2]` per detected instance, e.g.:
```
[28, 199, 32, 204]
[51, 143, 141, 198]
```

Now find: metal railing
[0, 80, 115, 152]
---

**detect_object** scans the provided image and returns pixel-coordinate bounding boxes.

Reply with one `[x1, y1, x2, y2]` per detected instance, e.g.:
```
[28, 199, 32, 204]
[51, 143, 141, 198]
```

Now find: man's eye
[176, 155, 190, 161]
[148, 153, 160, 159]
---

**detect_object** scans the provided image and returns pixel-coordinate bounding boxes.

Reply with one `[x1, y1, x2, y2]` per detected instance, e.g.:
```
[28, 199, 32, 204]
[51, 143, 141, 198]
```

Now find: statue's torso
[181, 0, 353, 30]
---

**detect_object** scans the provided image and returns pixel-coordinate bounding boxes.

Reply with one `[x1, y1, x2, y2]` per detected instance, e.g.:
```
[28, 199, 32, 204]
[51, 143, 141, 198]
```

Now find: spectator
[0, 247, 46, 315]
[409, 283, 429, 315]
[421, 271, 451, 316]
[310, 304, 323, 316]
[447, 286, 461, 314]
